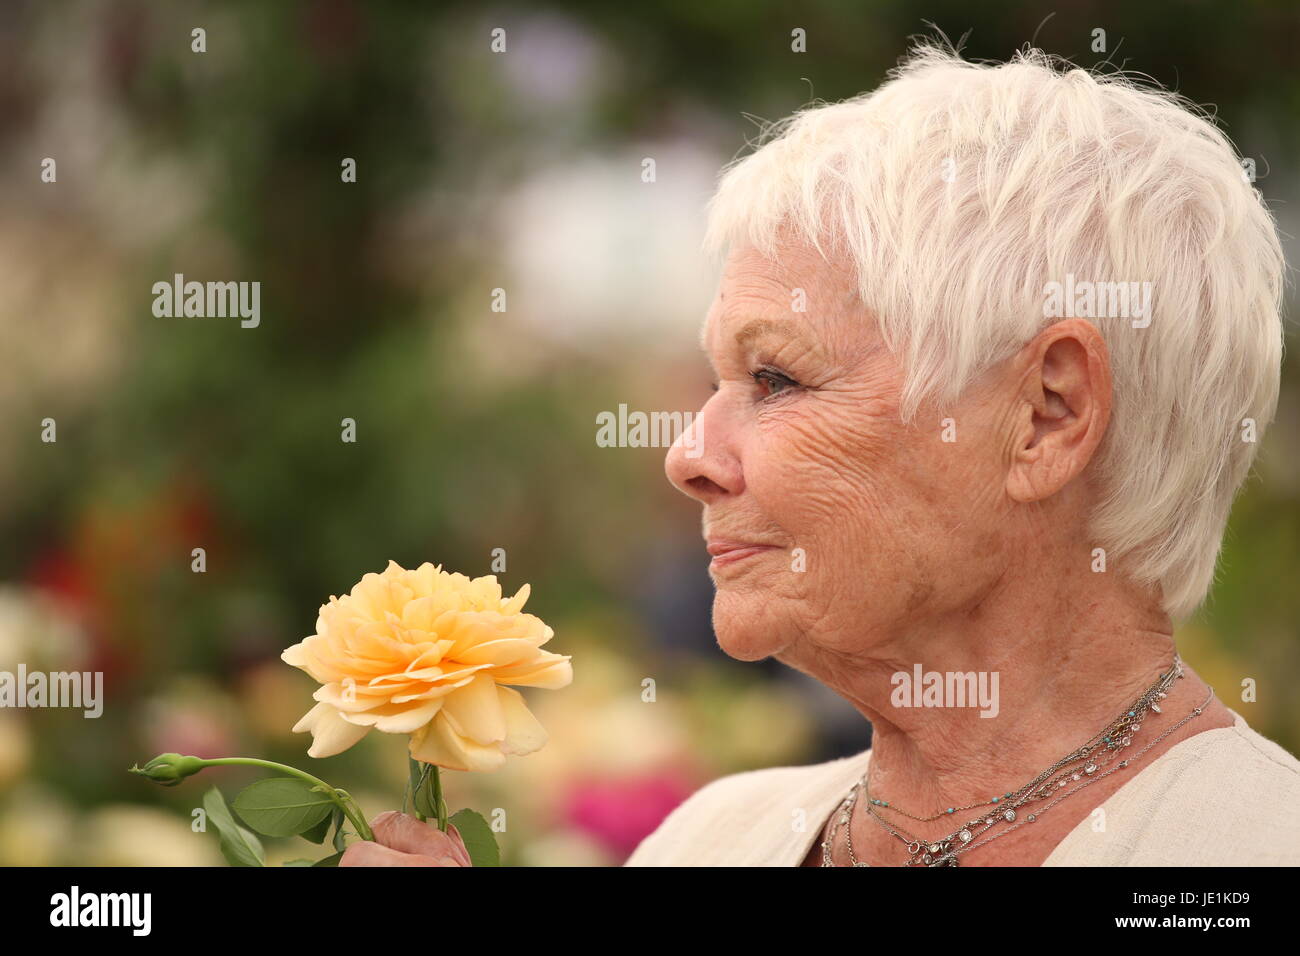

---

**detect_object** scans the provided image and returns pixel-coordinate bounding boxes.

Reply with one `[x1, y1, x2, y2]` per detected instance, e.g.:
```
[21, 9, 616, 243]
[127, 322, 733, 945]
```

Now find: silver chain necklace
[820, 655, 1211, 866]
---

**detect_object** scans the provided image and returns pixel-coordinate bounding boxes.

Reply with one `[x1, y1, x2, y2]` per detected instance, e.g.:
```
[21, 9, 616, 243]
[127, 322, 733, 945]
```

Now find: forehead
[700, 240, 864, 352]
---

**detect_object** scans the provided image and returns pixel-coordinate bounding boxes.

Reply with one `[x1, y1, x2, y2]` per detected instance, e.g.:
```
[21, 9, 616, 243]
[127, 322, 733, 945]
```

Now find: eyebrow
[698, 316, 832, 380]
[733, 319, 786, 348]
[699, 317, 804, 351]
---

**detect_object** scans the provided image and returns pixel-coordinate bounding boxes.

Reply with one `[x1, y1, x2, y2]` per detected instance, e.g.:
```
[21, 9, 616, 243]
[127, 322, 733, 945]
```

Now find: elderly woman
[343, 45, 1300, 867]
[628, 45, 1300, 867]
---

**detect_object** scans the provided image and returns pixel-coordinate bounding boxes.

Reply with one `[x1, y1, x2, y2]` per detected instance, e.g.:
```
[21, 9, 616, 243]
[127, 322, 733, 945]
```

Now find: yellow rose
[282, 561, 572, 772]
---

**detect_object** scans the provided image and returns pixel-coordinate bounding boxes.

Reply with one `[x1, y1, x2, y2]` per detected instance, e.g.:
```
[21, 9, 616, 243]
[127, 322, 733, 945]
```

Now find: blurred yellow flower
[282, 561, 572, 772]
[80, 805, 223, 867]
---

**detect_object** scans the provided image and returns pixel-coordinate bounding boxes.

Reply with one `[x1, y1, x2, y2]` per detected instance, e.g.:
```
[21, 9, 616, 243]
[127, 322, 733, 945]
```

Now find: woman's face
[664, 239, 1014, 666]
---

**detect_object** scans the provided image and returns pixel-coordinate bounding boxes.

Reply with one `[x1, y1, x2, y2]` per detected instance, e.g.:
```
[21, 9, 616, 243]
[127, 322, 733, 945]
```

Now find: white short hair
[703, 43, 1286, 623]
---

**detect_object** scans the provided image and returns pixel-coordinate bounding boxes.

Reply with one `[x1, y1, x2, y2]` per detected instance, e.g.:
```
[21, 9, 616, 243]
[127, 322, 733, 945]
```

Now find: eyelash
[709, 367, 803, 400]
[752, 366, 799, 399]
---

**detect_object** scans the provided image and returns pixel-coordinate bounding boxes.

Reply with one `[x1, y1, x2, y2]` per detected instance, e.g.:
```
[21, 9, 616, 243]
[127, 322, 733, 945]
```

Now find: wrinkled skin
[340, 811, 472, 867]
[666, 236, 1091, 665]
[664, 235, 1235, 866]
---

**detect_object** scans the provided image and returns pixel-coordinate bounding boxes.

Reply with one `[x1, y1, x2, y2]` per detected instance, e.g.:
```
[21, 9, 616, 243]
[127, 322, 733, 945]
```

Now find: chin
[711, 596, 790, 662]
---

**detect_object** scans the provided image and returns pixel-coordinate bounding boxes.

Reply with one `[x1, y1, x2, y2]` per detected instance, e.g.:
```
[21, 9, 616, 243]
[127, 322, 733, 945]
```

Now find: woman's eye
[751, 367, 799, 398]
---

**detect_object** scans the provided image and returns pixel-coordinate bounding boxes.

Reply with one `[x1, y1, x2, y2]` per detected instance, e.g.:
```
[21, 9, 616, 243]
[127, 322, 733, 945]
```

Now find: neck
[784, 564, 1186, 839]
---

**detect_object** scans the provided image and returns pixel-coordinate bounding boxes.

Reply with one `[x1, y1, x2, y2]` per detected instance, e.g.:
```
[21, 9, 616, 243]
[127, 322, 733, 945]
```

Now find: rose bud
[129, 753, 207, 786]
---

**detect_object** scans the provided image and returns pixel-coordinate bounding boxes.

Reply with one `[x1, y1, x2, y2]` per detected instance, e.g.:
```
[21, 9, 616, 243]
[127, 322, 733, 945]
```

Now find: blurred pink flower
[147, 708, 235, 759]
[141, 679, 239, 759]
[562, 768, 696, 859]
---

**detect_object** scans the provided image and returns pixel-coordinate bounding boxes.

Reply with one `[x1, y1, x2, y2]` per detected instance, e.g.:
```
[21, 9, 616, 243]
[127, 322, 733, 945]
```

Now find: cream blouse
[625, 707, 1300, 866]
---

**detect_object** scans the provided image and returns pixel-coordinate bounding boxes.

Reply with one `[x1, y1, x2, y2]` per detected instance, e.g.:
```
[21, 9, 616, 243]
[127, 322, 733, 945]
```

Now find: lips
[706, 540, 778, 568]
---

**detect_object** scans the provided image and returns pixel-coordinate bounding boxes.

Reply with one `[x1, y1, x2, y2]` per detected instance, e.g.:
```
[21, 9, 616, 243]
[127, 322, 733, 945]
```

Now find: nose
[664, 393, 743, 504]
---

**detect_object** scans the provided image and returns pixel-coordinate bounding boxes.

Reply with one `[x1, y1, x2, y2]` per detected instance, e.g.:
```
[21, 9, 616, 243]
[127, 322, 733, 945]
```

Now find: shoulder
[1205, 717, 1300, 835]
[1054, 709, 1300, 866]
[624, 749, 869, 866]
[1154, 711, 1300, 817]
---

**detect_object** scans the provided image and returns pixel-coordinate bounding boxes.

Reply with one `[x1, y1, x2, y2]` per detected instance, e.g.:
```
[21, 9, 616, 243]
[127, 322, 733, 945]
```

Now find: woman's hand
[340, 810, 473, 866]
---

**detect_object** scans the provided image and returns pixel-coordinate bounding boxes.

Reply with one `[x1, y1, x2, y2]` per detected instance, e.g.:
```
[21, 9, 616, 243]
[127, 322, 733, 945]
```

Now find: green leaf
[313, 850, 345, 867]
[283, 859, 315, 867]
[301, 804, 342, 845]
[448, 808, 499, 867]
[203, 786, 265, 867]
[233, 777, 335, 838]
[332, 814, 350, 853]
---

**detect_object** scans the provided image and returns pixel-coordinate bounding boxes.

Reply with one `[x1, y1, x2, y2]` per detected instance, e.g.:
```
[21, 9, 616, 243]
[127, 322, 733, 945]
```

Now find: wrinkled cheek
[750, 440, 883, 578]
[747, 435, 843, 532]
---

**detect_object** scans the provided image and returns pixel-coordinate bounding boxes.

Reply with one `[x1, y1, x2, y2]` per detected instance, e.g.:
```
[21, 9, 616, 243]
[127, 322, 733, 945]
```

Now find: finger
[340, 840, 461, 867]
[444, 823, 473, 867]
[372, 810, 469, 863]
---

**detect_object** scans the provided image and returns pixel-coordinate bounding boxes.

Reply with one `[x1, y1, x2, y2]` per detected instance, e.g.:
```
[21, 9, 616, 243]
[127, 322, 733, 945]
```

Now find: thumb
[444, 823, 474, 867]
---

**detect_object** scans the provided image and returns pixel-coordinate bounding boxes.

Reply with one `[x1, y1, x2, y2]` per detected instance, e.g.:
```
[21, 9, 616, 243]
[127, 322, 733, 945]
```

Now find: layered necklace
[820, 654, 1215, 866]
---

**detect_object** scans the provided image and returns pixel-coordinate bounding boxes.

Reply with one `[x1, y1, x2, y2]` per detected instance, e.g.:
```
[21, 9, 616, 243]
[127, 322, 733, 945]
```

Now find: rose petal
[498, 685, 548, 756]
[291, 701, 371, 758]
[313, 682, 398, 713]
[440, 673, 506, 745]
[499, 583, 530, 615]
[344, 697, 443, 733]
[281, 641, 310, 668]
[408, 714, 506, 772]
[491, 656, 574, 689]
[456, 638, 541, 666]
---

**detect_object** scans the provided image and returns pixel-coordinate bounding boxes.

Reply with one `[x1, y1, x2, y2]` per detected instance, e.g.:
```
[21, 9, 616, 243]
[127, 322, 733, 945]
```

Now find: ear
[1005, 319, 1112, 503]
